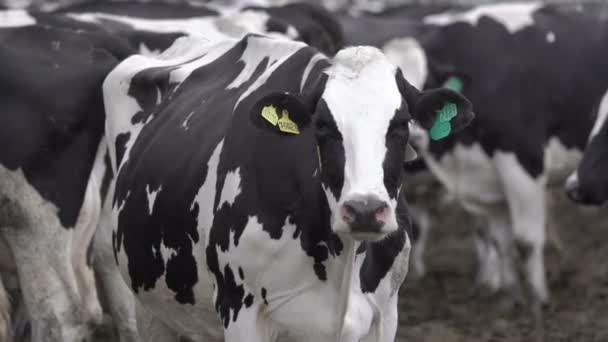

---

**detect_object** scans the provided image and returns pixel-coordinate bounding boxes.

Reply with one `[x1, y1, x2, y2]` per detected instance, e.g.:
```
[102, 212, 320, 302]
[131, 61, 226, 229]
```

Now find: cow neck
[298, 176, 364, 342]
[335, 238, 359, 342]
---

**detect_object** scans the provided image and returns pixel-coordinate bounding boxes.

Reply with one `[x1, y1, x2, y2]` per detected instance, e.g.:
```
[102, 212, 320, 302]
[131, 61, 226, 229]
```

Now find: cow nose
[341, 196, 389, 233]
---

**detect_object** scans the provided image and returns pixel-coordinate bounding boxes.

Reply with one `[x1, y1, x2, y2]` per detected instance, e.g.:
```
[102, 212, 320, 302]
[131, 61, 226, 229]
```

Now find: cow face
[251, 47, 473, 240]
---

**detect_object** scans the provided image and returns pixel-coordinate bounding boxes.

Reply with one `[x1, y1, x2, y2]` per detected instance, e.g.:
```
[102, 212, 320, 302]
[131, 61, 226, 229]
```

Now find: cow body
[102, 33, 472, 341]
[411, 3, 608, 306]
[0, 24, 128, 341]
[53, 1, 343, 56]
[1, 5, 345, 340]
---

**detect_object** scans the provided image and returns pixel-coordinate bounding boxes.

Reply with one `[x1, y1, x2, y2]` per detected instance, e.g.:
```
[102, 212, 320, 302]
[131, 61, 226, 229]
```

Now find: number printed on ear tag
[261, 105, 279, 126]
[277, 110, 300, 134]
[430, 102, 458, 141]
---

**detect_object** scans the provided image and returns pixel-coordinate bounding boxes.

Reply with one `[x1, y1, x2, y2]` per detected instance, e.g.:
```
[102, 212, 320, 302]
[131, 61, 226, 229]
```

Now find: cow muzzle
[338, 194, 396, 240]
[565, 173, 605, 205]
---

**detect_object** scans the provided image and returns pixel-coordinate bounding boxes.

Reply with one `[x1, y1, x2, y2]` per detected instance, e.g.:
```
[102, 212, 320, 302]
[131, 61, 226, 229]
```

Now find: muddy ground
[92, 188, 608, 342]
[396, 188, 608, 342]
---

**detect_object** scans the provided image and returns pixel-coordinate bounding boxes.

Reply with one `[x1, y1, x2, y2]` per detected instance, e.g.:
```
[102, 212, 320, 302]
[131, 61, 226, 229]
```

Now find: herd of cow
[0, 0, 607, 341]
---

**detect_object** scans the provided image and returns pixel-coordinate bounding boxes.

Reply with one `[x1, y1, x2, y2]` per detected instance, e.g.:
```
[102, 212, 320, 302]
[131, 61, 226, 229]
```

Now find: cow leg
[362, 294, 398, 342]
[72, 177, 103, 329]
[494, 153, 549, 305]
[0, 168, 90, 342]
[5, 231, 89, 342]
[486, 211, 523, 309]
[93, 185, 140, 342]
[0, 274, 13, 342]
[223, 305, 271, 342]
[135, 302, 179, 342]
[472, 218, 502, 297]
[93, 234, 140, 342]
[408, 204, 430, 279]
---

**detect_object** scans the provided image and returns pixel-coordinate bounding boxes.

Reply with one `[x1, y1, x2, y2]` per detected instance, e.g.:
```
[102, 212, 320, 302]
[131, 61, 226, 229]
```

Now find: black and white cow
[0, 24, 131, 341]
[566, 89, 608, 206]
[101, 33, 473, 341]
[52, 1, 344, 56]
[359, 2, 608, 309]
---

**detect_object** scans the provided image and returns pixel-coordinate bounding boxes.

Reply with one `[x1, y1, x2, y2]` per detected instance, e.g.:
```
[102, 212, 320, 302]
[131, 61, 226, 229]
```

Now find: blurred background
[2, 1, 607, 342]
[0, 0, 592, 11]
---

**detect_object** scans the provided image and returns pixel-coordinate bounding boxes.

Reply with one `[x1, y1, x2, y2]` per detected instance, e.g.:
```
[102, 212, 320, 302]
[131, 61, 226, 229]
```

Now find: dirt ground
[396, 189, 608, 342]
[92, 189, 608, 342]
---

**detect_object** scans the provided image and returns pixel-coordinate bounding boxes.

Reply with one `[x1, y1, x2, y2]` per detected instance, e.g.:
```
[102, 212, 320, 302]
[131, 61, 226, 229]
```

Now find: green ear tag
[430, 102, 458, 141]
[443, 76, 464, 93]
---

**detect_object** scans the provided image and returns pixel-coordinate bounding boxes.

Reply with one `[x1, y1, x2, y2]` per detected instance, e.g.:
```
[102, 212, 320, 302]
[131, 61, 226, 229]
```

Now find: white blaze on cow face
[321, 47, 404, 240]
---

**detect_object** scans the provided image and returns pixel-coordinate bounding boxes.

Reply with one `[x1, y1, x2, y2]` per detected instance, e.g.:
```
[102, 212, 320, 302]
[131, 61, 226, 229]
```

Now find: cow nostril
[566, 188, 581, 202]
[342, 203, 357, 223]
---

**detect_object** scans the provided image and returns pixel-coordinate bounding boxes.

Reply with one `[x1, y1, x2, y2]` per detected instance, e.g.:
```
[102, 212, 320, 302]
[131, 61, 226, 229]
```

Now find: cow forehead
[323, 46, 402, 130]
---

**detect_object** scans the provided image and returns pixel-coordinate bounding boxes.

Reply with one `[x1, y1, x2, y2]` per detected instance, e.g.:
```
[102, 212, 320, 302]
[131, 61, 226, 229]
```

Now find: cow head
[566, 116, 608, 206]
[251, 47, 473, 240]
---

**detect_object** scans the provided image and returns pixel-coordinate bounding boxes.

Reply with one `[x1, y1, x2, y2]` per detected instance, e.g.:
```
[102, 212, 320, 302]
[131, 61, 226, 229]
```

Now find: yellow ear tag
[261, 105, 279, 126]
[277, 109, 300, 134]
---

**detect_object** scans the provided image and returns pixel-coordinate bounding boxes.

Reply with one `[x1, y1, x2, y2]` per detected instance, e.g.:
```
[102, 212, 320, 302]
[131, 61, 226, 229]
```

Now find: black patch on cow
[0, 25, 122, 228]
[245, 3, 344, 55]
[383, 106, 411, 199]
[56, 1, 219, 19]
[100, 150, 113, 203]
[29, 12, 137, 60]
[265, 17, 290, 35]
[86, 232, 95, 266]
[261, 287, 269, 305]
[244, 293, 254, 308]
[314, 100, 345, 201]
[359, 192, 408, 293]
[112, 231, 120, 264]
[218, 265, 245, 327]
[114, 133, 130, 172]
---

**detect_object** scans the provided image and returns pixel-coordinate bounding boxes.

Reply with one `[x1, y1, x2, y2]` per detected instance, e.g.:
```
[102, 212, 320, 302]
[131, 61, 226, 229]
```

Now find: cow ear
[397, 69, 474, 141]
[250, 92, 313, 135]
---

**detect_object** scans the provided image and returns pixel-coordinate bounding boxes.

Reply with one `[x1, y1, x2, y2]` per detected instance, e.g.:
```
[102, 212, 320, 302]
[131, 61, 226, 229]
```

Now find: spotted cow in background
[0, 24, 131, 341]
[101, 33, 473, 341]
[52, 0, 344, 56]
